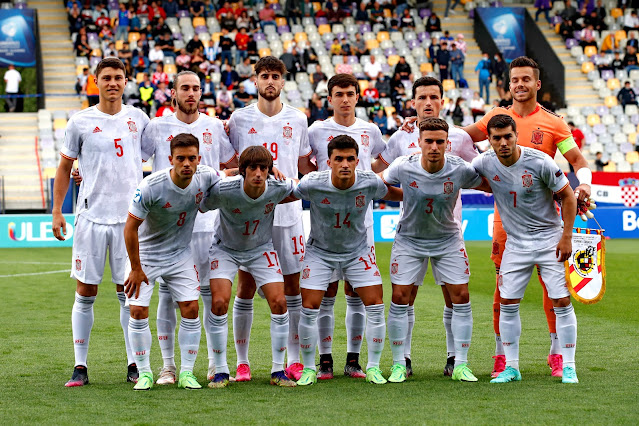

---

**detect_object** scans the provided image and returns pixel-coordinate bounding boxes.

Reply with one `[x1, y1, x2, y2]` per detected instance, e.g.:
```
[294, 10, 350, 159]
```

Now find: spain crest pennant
[564, 228, 606, 304]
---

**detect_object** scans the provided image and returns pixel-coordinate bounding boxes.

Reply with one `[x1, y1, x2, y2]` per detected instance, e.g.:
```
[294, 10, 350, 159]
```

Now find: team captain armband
[556, 136, 578, 155]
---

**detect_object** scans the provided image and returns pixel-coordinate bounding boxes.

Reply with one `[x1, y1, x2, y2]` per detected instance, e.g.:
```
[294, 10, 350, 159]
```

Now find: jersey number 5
[114, 138, 124, 157]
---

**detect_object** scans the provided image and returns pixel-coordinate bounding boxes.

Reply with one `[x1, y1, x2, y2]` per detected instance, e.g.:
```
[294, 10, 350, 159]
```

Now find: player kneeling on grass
[382, 117, 491, 383]
[123, 134, 224, 391]
[291, 135, 403, 386]
[471, 115, 579, 384]
[200, 146, 298, 388]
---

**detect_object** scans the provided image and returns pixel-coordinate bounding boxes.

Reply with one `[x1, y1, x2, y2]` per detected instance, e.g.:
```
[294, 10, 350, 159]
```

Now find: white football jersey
[228, 103, 311, 227]
[293, 170, 388, 261]
[383, 154, 482, 254]
[128, 165, 223, 266]
[308, 117, 386, 227]
[471, 147, 570, 251]
[143, 112, 235, 233]
[378, 126, 479, 228]
[60, 105, 151, 225]
[201, 176, 295, 252]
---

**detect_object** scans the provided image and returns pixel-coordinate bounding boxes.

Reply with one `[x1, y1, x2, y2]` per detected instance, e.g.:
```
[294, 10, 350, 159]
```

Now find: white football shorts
[125, 254, 200, 307]
[329, 225, 376, 283]
[71, 215, 126, 285]
[272, 221, 305, 276]
[191, 231, 214, 288]
[390, 238, 470, 286]
[499, 244, 569, 300]
[300, 246, 383, 291]
[209, 241, 284, 288]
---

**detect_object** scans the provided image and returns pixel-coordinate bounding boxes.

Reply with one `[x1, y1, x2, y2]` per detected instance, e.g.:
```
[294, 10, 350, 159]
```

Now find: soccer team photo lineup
[44, 54, 603, 392]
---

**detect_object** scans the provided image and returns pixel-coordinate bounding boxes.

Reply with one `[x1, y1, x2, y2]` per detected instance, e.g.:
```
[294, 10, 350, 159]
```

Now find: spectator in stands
[151, 63, 169, 85]
[593, 0, 606, 18]
[309, 96, 329, 123]
[559, 19, 575, 41]
[216, 84, 233, 110]
[448, 97, 465, 126]
[177, 0, 189, 15]
[579, 24, 597, 49]
[218, 30, 233, 65]
[133, 39, 149, 61]
[568, 121, 585, 168]
[450, 43, 464, 86]
[611, 51, 624, 71]
[3, 64, 21, 113]
[237, 57, 253, 81]
[74, 33, 91, 57]
[476, 52, 492, 104]
[373, 108, 388, 134]
[300, 42, 319, 69]
[138, 76, 154, 114]
[370, 2, 385, 25]
[394, 56, 412, 81]
[574, 6, 588, 29]
[118, 41, 133, 64]
[586, 10, 606, 32]
[493, 52, 507, 99]
[540, 92, 557, 112]
[95, 10, 110, 28]
[235, 27, 249, 64]
[202, 75, 216, 101]
[258, 3, 276, 30]
[351, 33, 367, 58]
[355, 3, 369, 23]
[445, 0, 461, 18]
[624, 46, 639, 71]
[221, 63, 240, 89]
[162, 0, 178, 17]
[559, 0, 578, 21]
[365, 55, 383, 80]
[84, 70, 99, 106]
[469, 91, 485, 120]
[628, 33, 639, 50]
[311, 64, 326, 91]
[375, 72, 391, 98]
[189, 0, 205, 17]
[363, 81, 380, 105]
[115, 3, 131, 42]
[535, 0, 552, 26]
[221, 10, 237, 32]
[234, 83, 253, 107]
[149, 44, 165, 64]
[335, 55, 353, 74]
[247, 34, 259, 62]
[426, 12, 442, 33]
[601, 33, 619, 53]
[399, 99, 415, 118]
[216, 1, 232, 19]
[435, 40, 451, 80]
[285, 0, 302, 26]
[400, 8, 415, 28]
[150, 1, 167, 23]
[152, 17, 170, 38]
[454, 33, 467, 54]
[129, 9, 141, 32]
[428, 37, 439, 64]
[341, 37, 352, 57]
[66, 0, 80, 13]
[389, 11, 401, 31]
[232, 1, 247, 18]
[327, 3, 347, 24]
[330, 38, 342, 56]
[595, 152, 608, 171]
[315, 75, 329, 97]
[175, 48, 192, 72]
[186, 33, 204, 55]
[617, 80, 638, 110]
[156, 32, 175, 57]
[280, 48, 302, 80]
[153, 80, 172, 108]
[498, 91, 512, 107]
[236, 10, 253, 31]
[624, 10, 639, 32]
[76, 67, 89, 94]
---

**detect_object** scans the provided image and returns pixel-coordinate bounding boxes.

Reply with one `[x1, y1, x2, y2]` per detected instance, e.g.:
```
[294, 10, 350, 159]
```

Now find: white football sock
[128, 318, 152, 374]
[549, 332, 560, 355]
[365, 304, 386, 370]
[404, 305, 415, 359]
[271, 312, 289, 373]
[554, 304, 577, 369]
[452, 302, 473, 366]
[345, 295, 366, 354]
[499, 303, 521, 370]
[156, 283, 177, 368]
[71, 292, 95, 367]
[285, 295, 302, 366]
[495, 334, 505, 356]
[318, 296, 335, 355]
[200, 286, 215, 369]
[298, 307, 319, 371]
[116, 291, 134, 366]
[233, 297, 253, 366]
[207, 313, 229, 375]
[178, 317, 201, 374]
[443, 305, 454, 358]
[388, 302, 408, 366]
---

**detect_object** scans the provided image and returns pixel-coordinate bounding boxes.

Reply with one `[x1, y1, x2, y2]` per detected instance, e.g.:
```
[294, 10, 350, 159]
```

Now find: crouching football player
[471, 115, 579, 384]
[291, 135, 403, 385]
[123, 134, 224, 390]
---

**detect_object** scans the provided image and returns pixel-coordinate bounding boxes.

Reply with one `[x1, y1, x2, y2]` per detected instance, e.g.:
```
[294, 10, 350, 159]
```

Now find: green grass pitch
[1, 240, 638, 424]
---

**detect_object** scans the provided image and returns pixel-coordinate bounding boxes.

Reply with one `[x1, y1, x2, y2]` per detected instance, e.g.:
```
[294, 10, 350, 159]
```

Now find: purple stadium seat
[419, 9, 431, 18]
[585, 132, 597, 144]
[287, 89, 300, 100]
[462, 88, 474, 99]
[316, 17, 328, 26]
[468, 9, 474, 19]
[15, 2, 27, 8]
[336, 32, 346, 40]
[381, 63, 390, 73]
[90, 56, 101, 67]
[631, 114, 639, 125]
[195, 26, 208, 34]
[348, 55, 359, 64]
[354, 72, 366, 80]
[277, 25, 290, 34]
[272, 3, 281, 11]
[359, 24, 371, 33]
[565, 38, 578, 49]
[552, 15, 563, 25]
[601, 69, 614, 81]
[417, 32, 429, 42]
[253, 32, 266, 41]
[592, 123, 606, 135]
[491, 1, 503, 7]
[621, 142, 633, 153]
[596, 105, 609, 116]
[87, 32, 99, 42]
[178, 10, 189, 18]
[384, 48, 397, 56]
[408, 39, 420, 49]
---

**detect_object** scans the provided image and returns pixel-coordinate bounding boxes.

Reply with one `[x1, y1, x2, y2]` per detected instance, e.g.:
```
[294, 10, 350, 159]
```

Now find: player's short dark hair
[486, 114, 517, 135]
[173, 70, 200, 90]
[95, 57, 126, 78]
[254, 56, 287, 76]
[239, 146, 274, 177]
[328, 73, 359, 97]
[419, 117, 449, 134]
[412, 76, 443, 99]
[170, 133, 199, 155]
[327, 135, 359, 158]
[509, 56, 540, 80]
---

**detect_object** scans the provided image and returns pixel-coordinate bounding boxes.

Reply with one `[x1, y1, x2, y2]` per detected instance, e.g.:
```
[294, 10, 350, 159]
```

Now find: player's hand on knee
[556, 236, 572, 262]
[52, 212, 67, 241]
[400, 116, 417, 133]
[125, 269, 149, 299]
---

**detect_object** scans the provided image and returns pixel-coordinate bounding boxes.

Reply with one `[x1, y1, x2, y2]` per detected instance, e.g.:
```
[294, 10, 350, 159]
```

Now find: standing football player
[227, 56, 316, 381]
[53, 57, 151, 387]
[142, 70, 237, 385]
[307, 73, 387, 380]
[124, 134, 224, 390]
[371, 76, 479, 377]
[471, 114, 578, 384]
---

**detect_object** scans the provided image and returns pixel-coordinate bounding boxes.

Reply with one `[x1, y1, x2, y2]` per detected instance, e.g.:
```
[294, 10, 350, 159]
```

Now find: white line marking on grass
[0, 269, 71, 278]
[0, 261, 69, 265]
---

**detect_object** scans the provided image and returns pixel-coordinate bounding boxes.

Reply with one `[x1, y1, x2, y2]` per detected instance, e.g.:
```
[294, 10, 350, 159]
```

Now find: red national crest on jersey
[391, 262, 398, 274]
[195, 190, 204, 204]
[127, 120, 138, 133]
[283, 126, 292, 139]
[211, 260, 218, 270]
[361, 134, 370, 147]
[264, 202, 274, 214]
[443, 181, 454, 194]
[202, 132, 212, 144]
[531, 130, 543, 145]
[75, 259, 82, 271]
[355, 195, 366, 208]
[302, 267, 310, 279]
[522, 174, 533, 188]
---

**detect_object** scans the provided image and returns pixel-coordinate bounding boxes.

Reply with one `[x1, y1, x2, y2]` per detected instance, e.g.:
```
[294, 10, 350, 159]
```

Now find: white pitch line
[0, 269, 70, 278]
[0, 261, 69, 265]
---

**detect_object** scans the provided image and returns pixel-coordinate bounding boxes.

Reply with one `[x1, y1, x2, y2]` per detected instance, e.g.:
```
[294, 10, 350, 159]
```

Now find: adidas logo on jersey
[166, 135, 173, 142]
[248, 128, 257, 134]
[493, 175, 501, 182]
[409, 181, 418, 188]
[233, 208, 242, 214]
[162, 202, 172, 208]
[373, 271, 380, 277]
[92, 127, 102, 133]
[408, 142, 417, 148]
[327, 135, 334, 142]
[321, 198, 331, 204]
